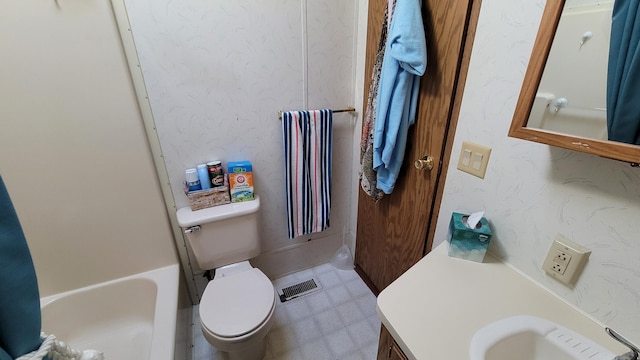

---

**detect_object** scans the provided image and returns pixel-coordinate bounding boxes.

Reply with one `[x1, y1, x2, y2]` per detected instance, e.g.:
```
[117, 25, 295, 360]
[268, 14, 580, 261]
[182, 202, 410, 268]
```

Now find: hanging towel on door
[282, 110, 333, 239]
[373, 0, 427, 194]
[360, 0, 397, 202]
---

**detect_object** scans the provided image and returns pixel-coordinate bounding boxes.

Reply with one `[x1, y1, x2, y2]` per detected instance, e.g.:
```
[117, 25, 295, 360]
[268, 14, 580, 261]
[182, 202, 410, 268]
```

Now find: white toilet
[176, 196, 275, 360]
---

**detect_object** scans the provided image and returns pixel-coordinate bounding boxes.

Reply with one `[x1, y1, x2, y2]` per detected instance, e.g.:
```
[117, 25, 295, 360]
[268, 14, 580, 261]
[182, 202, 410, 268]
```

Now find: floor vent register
[277, 278, 321, 302]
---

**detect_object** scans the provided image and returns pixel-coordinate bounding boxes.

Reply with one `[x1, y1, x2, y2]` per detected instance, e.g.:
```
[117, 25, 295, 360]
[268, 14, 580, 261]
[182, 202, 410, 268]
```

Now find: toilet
[176, 196, 275, 360]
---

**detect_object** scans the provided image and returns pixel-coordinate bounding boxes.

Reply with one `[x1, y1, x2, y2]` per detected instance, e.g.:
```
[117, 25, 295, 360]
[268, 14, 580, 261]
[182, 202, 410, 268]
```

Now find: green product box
[227, 160, 254, 203]
[447, 212, 492, 262]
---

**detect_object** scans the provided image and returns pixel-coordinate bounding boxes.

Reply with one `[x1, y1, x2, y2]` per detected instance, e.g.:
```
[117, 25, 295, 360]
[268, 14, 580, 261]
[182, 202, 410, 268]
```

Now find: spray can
[207, 161, 224, 188]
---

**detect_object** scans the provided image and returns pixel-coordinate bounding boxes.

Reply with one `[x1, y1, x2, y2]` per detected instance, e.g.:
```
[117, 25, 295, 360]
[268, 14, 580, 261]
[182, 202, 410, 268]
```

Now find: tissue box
[447, 212, 492, 262]
[228, 160, 255, 203]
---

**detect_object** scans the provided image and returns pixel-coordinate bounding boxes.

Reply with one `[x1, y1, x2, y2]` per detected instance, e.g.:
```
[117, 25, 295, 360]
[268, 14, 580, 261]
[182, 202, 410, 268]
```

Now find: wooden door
[355, 0, 480, 293]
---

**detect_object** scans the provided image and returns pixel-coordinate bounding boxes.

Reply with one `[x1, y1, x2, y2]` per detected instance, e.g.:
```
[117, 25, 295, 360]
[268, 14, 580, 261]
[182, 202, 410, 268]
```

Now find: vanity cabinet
[375, 244, 626, 359]
[377, 325, 408, 360]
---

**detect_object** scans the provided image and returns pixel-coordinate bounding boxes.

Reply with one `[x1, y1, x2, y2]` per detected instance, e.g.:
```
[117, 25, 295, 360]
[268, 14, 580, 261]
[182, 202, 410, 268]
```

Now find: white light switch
[462, 150, 472, 166]
[457, 141, 491, 178]
[472, 153, 483, 170]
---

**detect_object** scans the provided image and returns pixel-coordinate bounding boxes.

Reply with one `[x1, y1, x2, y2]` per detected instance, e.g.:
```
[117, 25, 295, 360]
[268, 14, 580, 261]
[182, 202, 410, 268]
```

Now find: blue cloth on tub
[0, 175, 43, 359]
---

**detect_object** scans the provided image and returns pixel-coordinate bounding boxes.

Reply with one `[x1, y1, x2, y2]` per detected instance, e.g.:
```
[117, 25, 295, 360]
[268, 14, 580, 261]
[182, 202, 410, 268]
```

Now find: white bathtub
[40, 264, 180, 360]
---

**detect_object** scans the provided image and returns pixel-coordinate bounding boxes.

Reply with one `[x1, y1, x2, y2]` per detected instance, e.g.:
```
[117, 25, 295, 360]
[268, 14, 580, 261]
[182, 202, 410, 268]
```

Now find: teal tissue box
[447, 212, 492, 262]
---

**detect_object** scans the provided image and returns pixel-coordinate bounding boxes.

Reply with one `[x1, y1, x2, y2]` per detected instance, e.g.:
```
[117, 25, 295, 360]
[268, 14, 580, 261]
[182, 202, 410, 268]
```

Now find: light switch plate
[457, 141, 491, 178]
[542, 235, 591, 286]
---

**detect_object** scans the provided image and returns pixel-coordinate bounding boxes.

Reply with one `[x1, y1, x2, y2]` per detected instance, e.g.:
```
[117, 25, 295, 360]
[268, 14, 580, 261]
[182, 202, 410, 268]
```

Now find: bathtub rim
[40, 263, 180, 360]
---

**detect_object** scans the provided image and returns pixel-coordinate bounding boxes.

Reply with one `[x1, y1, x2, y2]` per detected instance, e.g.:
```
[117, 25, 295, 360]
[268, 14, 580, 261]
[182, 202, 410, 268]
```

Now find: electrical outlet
[550, 263, 566, 275]
[542, 235, 591, 286]
[553, 250, 572, 267]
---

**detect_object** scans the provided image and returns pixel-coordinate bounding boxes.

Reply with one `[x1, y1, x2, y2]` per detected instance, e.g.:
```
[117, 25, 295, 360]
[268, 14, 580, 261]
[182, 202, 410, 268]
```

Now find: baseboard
[252, 233, 343, 280]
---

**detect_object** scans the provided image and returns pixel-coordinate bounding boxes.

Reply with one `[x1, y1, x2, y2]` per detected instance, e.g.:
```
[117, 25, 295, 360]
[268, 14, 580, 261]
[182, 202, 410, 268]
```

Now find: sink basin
[470, 315, 615, 360]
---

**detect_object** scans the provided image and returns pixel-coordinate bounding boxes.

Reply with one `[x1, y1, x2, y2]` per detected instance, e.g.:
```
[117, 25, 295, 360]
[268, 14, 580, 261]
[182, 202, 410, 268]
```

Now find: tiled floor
[192, 262, 381, 360]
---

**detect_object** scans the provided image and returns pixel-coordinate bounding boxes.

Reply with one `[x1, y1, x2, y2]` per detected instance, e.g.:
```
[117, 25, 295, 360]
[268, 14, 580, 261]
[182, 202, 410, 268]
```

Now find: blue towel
[0, 176, 43, 359]
[373, 0, 427, 194]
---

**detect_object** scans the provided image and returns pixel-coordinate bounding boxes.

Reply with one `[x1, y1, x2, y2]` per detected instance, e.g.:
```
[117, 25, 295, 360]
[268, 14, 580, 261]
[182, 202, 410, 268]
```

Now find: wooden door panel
[356, 0, 474, 293]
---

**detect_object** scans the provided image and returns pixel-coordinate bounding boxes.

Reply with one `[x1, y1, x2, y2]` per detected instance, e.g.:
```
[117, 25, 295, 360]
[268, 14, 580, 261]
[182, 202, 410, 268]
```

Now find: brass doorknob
[414, 156, 434, 171]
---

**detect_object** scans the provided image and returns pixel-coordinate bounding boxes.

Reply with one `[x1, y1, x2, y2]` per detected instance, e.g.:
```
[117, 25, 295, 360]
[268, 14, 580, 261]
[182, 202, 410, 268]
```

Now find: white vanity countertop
[376, 243, 626, 360]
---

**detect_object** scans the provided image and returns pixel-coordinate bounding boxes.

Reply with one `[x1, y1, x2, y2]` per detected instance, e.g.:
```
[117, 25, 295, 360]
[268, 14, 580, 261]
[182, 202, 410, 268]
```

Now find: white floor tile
[326, 284, 352, 306]
[346, 319, 377, 348]
[272, 302, 291, 329]
[355, 294, 378, 316]
[272, 273, 298, 290]
[273, 346, 306, 360]
[305, 290, 333, 314]
[325, 327, 357, 358]
[267, 325, 299, 357]
[367, 313, 382, 334]
[315, 307, 346, 335]
[360, 341, 379, 360]
[335, 268, 360, 283]
[192, 263, 380, 360]
[315, 269, 342, 288]
[345, 278, 372, 299]
[312, 262, 335, 275]
[292, 267, 315, 282]
[299, 338, 332, 360]
[290, 317, 322, 344]
[341, 350, 366, 360]
[336, 300, 366, 325]
[283, 297, 313, 323]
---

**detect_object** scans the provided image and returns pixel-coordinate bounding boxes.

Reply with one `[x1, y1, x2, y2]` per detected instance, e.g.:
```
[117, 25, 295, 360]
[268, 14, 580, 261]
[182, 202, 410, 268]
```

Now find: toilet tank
[176, 197, 260, 270]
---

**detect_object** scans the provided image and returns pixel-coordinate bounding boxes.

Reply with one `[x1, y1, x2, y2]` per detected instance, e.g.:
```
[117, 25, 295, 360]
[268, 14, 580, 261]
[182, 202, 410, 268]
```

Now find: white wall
[433, 0, 640, 345]
[350, 0, 371, 255]
[124, 0, 359, 287]
[0, 0, 178, 296]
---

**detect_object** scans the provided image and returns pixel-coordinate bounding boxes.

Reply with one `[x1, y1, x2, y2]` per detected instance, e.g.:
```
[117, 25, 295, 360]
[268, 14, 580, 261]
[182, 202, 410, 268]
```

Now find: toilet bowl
[176, 197, 274, 359]
[199, 261, 275, 360]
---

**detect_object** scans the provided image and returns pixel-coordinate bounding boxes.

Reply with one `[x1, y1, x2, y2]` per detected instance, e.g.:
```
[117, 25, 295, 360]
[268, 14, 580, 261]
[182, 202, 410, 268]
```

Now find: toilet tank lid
[176, 196, 260, 228]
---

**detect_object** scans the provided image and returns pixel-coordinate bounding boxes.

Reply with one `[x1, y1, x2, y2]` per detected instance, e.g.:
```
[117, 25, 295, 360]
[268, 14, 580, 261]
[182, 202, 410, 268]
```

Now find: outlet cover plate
[457, 141, 491, 178]
[542, 235, 591, 286]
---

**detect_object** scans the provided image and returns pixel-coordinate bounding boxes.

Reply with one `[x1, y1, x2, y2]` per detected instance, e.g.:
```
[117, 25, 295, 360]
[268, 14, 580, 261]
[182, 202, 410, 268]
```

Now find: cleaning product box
[447, 212, 492, 262]
[228, 160, 254, 203]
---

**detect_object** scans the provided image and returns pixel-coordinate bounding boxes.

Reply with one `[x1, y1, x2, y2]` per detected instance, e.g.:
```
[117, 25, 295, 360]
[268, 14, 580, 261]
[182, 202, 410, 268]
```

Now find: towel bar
[278, 107, 356, 120]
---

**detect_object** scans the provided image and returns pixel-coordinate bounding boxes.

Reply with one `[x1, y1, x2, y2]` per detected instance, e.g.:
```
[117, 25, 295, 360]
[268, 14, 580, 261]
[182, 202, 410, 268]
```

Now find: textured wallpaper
[124, 0, 357, 258]
[434, 0, 640, 345]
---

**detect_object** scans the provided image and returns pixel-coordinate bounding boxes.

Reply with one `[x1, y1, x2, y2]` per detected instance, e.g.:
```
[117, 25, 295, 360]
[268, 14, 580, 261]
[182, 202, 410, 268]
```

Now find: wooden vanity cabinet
[377, 325, 409, 360]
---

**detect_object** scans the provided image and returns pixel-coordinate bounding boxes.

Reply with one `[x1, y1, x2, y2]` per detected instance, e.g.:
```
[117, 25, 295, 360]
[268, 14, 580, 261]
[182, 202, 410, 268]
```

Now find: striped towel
[282, 109, 333, 239]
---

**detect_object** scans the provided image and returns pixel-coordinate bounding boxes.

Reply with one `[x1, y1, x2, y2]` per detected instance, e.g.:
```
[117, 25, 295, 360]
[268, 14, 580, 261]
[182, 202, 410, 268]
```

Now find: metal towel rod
[278, 107, 356, 120]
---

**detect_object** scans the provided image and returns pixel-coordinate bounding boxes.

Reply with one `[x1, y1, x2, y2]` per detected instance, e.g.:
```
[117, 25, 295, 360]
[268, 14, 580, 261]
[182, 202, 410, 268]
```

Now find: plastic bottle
[185, 168, 201, 192]
[196, 164, 211, 190]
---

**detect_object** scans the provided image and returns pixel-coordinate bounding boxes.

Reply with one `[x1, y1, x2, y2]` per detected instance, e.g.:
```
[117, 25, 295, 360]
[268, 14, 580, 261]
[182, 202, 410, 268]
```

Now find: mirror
[509, 0, 640, 164]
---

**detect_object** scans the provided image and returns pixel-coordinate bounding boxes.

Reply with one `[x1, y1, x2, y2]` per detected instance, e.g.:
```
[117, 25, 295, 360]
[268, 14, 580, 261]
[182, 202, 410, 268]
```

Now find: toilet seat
[200, 268, 275, 339]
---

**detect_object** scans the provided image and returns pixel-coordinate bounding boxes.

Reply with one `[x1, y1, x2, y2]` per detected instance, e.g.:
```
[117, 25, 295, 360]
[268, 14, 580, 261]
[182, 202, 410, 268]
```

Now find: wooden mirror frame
[508, 0, 640, 164]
